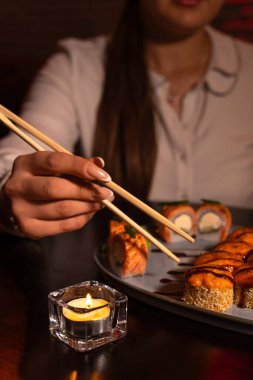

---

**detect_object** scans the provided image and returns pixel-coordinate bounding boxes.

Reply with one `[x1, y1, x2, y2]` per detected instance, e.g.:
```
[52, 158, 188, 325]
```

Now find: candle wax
[63, 298, 110, 321]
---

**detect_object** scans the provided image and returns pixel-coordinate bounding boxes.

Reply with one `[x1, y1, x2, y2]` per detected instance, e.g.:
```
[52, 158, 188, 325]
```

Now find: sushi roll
[233, 232, 253, 245]
[195, 258, 242, 273]
[245, 250, 253, 264]
[109, 227, 148, 278]
[234, 264, 253, 308]
[226, 226, 253, 241]
[109, 219, 126, 237]
[183, 265, 234, 312]
[108, 219, 127, 249]
[196, 201, 232, 242]
[159, 203, 196, 243]
[194, 250, 243, 266]
[215, 241, 253, 260]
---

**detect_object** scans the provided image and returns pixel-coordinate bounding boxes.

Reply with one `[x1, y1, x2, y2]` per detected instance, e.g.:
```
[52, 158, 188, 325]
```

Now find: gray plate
[94, 237, 253, 336]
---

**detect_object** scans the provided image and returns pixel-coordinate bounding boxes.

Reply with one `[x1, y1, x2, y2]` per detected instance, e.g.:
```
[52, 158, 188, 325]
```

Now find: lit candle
[49, 281, 128, 351]
[62, 293, 111, 338]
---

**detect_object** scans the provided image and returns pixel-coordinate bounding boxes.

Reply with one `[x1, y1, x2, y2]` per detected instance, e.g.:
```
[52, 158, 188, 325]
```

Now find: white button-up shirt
[0, 27, 252, 208]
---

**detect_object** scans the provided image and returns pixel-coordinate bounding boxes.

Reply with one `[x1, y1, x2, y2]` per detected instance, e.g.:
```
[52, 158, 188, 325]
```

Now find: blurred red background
[213, 0, 253, 41]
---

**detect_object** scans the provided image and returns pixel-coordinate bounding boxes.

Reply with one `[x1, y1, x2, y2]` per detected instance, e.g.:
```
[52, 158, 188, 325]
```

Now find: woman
[0, 0, 252, 238]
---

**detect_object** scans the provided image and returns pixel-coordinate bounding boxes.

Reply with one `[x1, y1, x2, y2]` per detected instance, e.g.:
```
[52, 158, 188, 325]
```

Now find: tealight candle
[62, 293, 111, 337]
[48, 281, 127, 352]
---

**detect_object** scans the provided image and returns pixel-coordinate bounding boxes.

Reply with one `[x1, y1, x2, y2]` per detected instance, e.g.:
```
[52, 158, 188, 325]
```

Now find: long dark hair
[92, 0, 157, 200]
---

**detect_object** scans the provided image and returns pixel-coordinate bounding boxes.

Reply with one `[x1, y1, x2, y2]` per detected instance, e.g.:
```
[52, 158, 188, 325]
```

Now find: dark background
[0, 0, 252, 130]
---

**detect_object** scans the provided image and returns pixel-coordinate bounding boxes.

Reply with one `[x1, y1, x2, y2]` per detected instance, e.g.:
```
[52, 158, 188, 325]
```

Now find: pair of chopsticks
[0, 105, 194, 262]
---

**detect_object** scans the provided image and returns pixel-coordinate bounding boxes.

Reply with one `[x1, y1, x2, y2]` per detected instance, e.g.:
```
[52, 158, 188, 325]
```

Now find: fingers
[6, 176, 114, 237]
[5, 152, 114, 239]
[18, 213, 95, 239]
[8, 175, 114, 202]
[16, 199, 105, 221]
[14, 152, 111, 182]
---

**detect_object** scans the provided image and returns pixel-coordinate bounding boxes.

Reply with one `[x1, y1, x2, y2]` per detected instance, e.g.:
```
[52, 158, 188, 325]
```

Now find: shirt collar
[149, 69, 168, 91]
[205, 26, 240, 95]
[149, 26, 240, 96]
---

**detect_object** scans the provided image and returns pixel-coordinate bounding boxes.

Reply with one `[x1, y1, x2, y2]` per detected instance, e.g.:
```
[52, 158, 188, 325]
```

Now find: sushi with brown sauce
[194, 250, 243, 266]
[195, 258, 242, 273]
[159, 203, 196, 243]
[183, 265, 234, 312]
[234, 232, 253, 245]
[109, 226, 148, 278]
[234, 264, 253, 308]
[215, 241, 253, 259]
[196, 200, 232, 242]
[245, 250, 253, 264]
[226, 226, 253, 241]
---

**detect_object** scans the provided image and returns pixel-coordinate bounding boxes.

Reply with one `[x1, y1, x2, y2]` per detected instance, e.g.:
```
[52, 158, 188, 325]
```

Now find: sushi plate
[94, 237, 253, 336]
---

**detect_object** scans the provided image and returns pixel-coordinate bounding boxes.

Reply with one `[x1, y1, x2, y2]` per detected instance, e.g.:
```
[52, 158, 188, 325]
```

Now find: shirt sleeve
[0, 41, 80, 189]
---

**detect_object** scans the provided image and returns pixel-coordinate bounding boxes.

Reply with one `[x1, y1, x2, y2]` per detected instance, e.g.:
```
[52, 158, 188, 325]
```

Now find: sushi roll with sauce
[159, 203, 196, 243]
[233, 232, 253, 245]
[183, 265, 234, 312]
[194, 250, 243, 266]
[245, 250, 253, 264]
[109, 226, 148, 278]
[234, 264, 253, 308]
[196, 200, 232, 242]
[226, 226, 253, 241]
[195, 258, 242, 273]
[215, 241, 253, 260]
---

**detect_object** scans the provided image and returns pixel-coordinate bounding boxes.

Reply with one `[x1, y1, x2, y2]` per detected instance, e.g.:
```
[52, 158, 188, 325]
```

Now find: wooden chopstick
[0, 104, 194, 244]
[0, 110, 180, 263]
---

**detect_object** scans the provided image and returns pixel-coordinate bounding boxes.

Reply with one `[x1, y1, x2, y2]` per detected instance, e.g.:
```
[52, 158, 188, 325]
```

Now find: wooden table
[1, 206, 253, 380]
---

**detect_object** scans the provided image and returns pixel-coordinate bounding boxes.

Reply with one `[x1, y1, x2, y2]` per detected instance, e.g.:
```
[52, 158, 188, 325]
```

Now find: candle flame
[68, 370, 78, 380]
[86, 293, 92, 308]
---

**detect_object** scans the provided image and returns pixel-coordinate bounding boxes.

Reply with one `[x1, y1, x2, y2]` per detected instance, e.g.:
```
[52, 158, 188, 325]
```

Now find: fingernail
[87, 164, 111, 182]
[106, 189, 114, 201]
[95, 157, 105, 168]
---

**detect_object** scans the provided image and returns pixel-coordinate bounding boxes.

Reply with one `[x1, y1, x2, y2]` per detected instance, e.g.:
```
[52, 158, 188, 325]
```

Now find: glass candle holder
[48, 281, 127, 352]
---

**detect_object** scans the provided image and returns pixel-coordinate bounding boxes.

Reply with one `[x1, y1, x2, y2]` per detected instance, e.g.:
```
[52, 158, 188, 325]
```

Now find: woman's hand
[1, 151, 114, 239]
